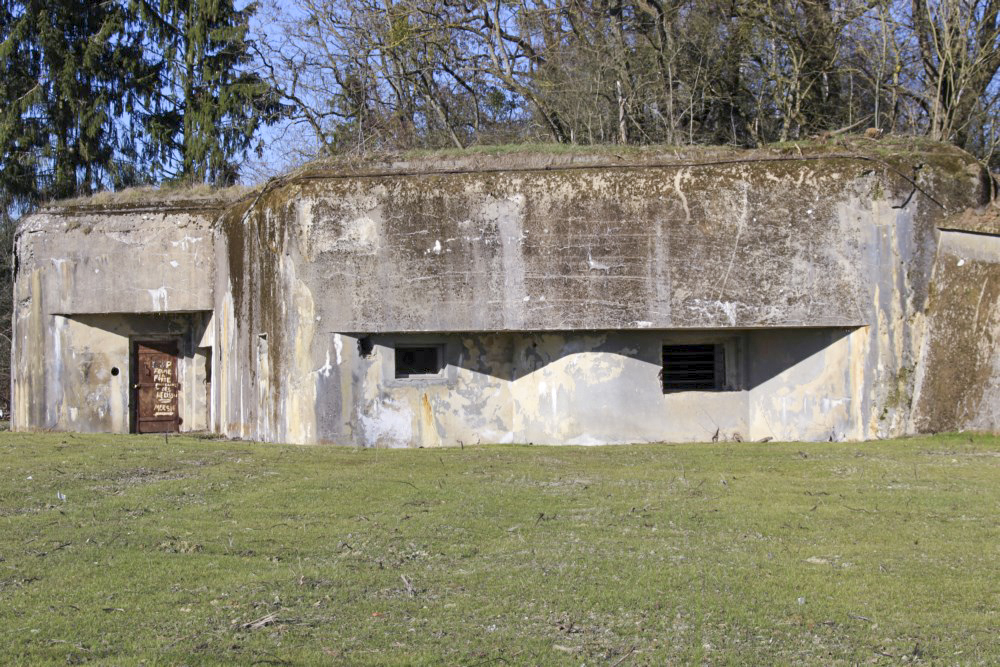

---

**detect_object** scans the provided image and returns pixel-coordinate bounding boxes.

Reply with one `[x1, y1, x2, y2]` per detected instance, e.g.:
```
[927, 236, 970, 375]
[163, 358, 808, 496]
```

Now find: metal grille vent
[661, 344, 724, 392]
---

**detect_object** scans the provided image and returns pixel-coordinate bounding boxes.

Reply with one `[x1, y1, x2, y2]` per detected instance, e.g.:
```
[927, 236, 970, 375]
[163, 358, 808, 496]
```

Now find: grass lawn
[0, 432, 997, 665]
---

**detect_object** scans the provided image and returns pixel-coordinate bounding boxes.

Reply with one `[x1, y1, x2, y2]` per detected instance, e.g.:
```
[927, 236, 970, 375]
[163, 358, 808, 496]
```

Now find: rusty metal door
[135, 341, 181, 433]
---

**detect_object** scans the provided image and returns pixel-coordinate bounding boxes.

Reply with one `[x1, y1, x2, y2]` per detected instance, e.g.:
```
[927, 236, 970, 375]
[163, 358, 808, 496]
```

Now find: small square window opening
[395, 345, 444, 378]
[662, 343, 725, 392]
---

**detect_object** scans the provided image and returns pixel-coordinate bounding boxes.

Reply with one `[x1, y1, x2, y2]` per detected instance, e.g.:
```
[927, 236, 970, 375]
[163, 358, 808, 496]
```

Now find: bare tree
[910, 0, 1000, 146]
[250, 0, 1000, 165]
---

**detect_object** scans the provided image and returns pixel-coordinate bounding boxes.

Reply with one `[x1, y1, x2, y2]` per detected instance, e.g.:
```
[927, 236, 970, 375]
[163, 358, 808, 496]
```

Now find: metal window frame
[661, 343, 723, 392]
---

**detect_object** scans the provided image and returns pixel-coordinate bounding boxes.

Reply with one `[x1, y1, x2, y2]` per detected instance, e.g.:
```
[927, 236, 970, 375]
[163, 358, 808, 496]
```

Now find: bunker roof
[286, 135, 974, 180]
[45, 183, 260, 214]
[32, 136, 982, 219]
[942, 202, 1000, 235]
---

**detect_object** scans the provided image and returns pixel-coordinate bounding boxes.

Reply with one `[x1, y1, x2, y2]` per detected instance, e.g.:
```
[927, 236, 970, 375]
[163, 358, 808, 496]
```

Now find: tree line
[1, 0, 999, 412]
[0, 0, 278, 213]
[259, 0, 1000, 165]
[3, 0, 1000, 210]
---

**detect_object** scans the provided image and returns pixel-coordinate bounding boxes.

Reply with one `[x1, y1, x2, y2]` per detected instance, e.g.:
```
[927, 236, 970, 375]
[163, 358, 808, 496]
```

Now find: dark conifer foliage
[0, 0, 155, 408]
[132, 0, 281, 185]
[0, 0, 148, 207]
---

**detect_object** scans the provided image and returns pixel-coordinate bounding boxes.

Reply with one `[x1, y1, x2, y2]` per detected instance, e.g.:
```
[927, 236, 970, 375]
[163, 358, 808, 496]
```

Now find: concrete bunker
[11, 142, 1000, 444]
[11, 190, 229, 435]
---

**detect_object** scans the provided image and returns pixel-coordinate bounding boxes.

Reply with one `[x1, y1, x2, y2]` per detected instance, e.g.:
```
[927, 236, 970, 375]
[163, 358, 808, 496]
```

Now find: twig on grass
[611, 646, 637, 666]
[163, 632, 197, 649]
[241, 612, 279, 630]
[467, 649, 525, 666]
[250, 653, 292, 666]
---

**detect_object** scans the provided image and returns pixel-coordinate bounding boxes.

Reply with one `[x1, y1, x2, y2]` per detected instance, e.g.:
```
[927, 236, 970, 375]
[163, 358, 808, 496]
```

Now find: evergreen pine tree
[1, 0, 46, 215]
[133, 0, 280, 185]
[0, 0, 151, 204]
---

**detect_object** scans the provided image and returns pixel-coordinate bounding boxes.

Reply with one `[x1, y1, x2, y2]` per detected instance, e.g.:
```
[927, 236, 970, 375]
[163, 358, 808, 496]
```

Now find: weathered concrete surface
[213, 143, 992, 445]
[254, 166, 871, 332]
[221, 327, 865, 447]
[747, 328, 864, 441]
[16, 206, 217, 314]
[228, 144, 982, 332]
[12, 142, 999, 444]
[11, 313, 212, 433]
[911, 215, 1000, 432]
[12, 197, 229, 433]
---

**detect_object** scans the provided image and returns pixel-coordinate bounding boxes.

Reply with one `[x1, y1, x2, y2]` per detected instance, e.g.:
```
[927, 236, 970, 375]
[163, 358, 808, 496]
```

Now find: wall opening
[662, 343, 726, 392]
[256, 334, 270, 436]
[395, 344, 444, 378]
[358, 336, 374, 358]
[199, 346, 212, 430]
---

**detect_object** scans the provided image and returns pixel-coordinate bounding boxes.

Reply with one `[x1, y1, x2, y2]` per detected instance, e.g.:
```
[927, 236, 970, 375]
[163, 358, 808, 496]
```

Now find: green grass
[1, 433, 998, 665]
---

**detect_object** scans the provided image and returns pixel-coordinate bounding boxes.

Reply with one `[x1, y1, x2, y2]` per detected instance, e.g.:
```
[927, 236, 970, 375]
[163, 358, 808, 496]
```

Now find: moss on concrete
[284, 136, 977, 180]
[940, 204, 1000, 235]
[49, 183, 260, 213]
[915, 246, 1000, 432]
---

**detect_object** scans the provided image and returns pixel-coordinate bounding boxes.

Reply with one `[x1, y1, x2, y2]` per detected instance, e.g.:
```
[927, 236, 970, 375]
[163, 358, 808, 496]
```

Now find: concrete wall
[221, 328, 862, 447]
[247, 165, 879, 332]
[911, 228, 1000, 432]
[12, 202, 221, 433]
[215, 145, 990, 445]
[747, 328, 863, 442]
[12, 143, 998, 444]
[15, 206, 215, 314]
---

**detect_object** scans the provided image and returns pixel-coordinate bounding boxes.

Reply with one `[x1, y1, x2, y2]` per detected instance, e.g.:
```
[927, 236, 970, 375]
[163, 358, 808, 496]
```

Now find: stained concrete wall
[225, 147, 982, 333]
[16, 205, 216, 314]
[213, 144, 992, 445]
[12, 201, 222, 433]
[252, 165, 878, 332]
[348, 329, 864, 447]
[12, 143, 998, 444]
[747, 328, 863, 442]
[911, 227, 1000, 432]
[16, 313, 213, 433]
[221, 328, 860, 447]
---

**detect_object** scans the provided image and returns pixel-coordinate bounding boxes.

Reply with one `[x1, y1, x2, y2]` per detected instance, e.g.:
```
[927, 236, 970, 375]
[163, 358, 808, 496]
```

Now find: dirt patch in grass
[86, 467, 194, 493]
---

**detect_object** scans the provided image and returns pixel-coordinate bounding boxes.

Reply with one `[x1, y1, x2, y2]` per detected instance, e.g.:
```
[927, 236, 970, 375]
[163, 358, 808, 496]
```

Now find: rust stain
[421, 393, 436, 446]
